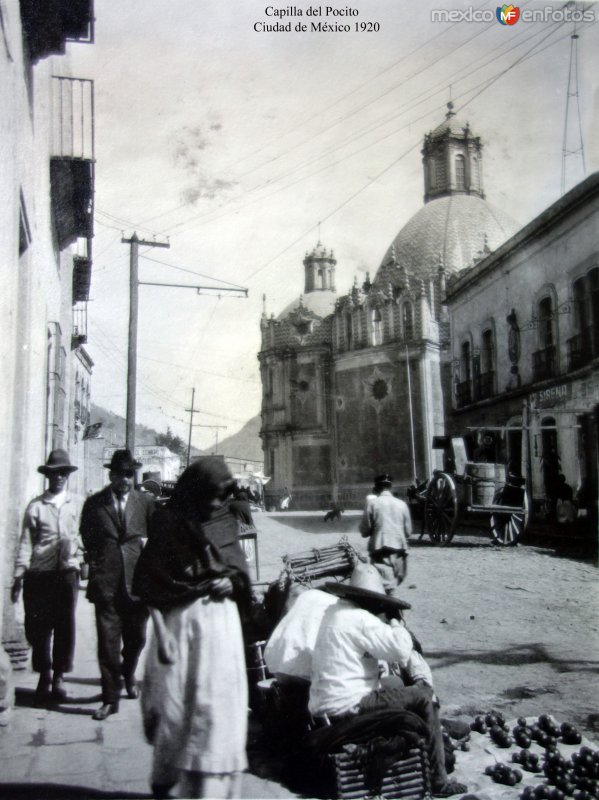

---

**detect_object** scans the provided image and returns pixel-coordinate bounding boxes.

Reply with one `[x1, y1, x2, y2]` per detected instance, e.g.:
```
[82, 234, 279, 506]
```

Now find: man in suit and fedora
[11, 449, 83, 706]
[80, 449, 155, 720]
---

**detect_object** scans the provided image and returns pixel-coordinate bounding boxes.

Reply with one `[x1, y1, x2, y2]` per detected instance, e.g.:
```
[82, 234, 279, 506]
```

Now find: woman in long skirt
[133, 457, 252, 799]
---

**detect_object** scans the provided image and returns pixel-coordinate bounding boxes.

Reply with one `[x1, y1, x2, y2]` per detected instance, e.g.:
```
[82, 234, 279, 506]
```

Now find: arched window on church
[455, 154, 466, 191]
[317, 268, 325, 289]
[435, 156, 446, 189]
[371, 307, 383, 346]
[429, 159, 436, 190]
[403, 302, 414, 340]
[346, 312, 353, 350]
[471, 155, 480, 192]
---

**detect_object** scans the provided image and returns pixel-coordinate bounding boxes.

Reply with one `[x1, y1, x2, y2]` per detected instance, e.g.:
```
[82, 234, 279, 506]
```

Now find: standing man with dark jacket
[80, 449, 155, 720]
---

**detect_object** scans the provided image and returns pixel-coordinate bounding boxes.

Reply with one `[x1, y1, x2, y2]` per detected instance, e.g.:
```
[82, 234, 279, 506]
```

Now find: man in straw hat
[11, 449, 83, 706]
[308, 563, 467, 797]
[360, 473, 412, 589]
[80, 449, 156, 720]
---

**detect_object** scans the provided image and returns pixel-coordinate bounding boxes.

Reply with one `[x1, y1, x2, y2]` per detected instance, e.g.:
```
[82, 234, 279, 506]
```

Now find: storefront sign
[532, 383, 572, 409]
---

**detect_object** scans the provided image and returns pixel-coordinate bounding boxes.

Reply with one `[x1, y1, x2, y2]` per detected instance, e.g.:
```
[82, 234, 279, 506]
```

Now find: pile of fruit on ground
[450, 713, 598, 800]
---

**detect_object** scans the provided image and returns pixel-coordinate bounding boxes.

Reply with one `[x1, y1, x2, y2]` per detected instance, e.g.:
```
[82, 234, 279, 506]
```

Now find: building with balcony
[259, 105, 520, 508]
[446, 172, 599, 525]
[0, 0, 96, 677]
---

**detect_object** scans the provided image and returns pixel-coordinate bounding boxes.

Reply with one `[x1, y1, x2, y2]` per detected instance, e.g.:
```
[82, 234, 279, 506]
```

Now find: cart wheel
[490, 491, 529, 546]
[424, 472, 458, 545]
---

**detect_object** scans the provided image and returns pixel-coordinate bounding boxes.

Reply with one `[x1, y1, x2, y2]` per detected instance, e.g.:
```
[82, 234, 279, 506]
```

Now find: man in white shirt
[360, 473, 412, 589]
[11, 450, 83, 705]
[308, 564, 466, 798]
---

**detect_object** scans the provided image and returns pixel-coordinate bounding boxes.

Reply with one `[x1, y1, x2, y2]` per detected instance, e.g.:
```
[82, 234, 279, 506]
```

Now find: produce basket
[329, 741, 431, 800]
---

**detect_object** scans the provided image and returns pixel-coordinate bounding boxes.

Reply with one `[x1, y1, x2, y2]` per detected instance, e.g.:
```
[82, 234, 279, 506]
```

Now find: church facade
[258, 105, 519, 509]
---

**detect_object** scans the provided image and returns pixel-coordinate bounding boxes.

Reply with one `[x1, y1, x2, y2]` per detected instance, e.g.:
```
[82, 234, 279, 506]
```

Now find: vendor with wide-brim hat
[308, 563, 467, 797]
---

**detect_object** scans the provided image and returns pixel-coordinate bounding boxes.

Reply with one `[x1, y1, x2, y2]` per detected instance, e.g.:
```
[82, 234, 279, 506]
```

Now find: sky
[69, 0, 599, 453]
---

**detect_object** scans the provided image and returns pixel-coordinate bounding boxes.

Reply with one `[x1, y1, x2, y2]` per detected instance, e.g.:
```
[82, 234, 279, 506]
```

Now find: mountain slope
[207, 415, 263, 463]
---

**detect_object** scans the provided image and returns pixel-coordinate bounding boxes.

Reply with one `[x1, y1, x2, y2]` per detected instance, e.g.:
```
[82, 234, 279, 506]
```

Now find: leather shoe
[33, 675, 52, 707]
[51, 675, 68, 701]
[92, 702, 119, 721]
[125, 680, 140, 699]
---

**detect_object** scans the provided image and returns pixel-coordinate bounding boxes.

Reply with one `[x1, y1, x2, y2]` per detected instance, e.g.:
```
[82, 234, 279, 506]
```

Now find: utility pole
[122, 232, 170, 452]
[185, 388, 200, 467]
[195, 424, 227, 455]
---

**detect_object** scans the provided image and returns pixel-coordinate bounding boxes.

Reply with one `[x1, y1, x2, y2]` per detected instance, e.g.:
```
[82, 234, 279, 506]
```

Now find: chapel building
[258, 104, 519, 509]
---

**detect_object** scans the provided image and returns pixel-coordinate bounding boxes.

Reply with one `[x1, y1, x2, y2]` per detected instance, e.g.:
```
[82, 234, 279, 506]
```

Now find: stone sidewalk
[0, 583, 297, 800]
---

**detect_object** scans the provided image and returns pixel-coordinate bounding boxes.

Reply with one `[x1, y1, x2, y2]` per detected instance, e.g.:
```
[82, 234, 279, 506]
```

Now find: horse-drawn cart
[410, 434, 528, 547]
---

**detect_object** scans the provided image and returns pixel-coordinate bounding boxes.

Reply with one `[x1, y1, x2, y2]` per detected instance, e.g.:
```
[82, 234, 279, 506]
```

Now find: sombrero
[324, 562, 411, 613]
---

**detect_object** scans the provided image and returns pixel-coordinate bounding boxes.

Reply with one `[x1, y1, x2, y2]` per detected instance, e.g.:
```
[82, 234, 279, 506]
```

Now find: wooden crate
[330, 743, 431, 800]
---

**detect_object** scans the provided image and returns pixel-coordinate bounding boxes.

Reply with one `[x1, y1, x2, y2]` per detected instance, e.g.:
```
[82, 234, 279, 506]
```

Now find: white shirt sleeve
[404, 650, 433, 687]
[352, 613, 414, 667]
[14, 506, 34, 578]
[404, 503, 413, 539]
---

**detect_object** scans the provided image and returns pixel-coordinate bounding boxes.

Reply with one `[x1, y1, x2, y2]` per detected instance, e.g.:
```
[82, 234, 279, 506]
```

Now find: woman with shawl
[132, 457, 251, 800]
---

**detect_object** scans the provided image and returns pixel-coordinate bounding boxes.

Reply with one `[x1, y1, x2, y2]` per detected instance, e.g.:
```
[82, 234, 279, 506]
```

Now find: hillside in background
[89, 404, 202, 458]
[208, 414, 263, 463]
[90, 404, 262, 464]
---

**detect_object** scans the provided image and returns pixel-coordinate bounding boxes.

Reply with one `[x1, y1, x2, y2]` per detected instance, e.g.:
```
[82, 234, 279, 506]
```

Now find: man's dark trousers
[23, 569, 79, 674]
[358, 683, 448, 788]
[94, 593, 148, 704]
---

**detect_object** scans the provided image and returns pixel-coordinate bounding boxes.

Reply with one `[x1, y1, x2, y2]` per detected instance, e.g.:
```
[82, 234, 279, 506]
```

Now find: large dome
[375, 194, 520, 286]
[277, 290, 337, 321]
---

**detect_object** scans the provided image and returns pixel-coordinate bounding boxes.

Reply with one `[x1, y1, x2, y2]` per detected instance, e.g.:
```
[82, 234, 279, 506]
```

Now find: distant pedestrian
[11, 449, 83, 706]
[228, 483, 254, 527]
[359, 473, 412, 590]
[280, 487, 292, 511]
[133, 457, 251, 799]
[80, 449, 155, 721]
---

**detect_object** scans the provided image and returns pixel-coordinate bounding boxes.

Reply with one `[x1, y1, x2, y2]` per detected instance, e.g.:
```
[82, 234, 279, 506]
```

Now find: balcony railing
[20, 0, 94, 63]
[474, 370, 495, 401]
[455, 380, 472, 408]
[532, 345, 557, 382]
[567, 326, 596, 371]
[72, 303, 87, 348]
[50, 77, 94, 250]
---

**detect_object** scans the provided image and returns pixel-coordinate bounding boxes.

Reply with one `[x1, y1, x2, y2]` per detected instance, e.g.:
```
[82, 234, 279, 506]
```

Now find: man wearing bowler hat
[12, 449, 83, 706]
[80, 449, 155, 720]
[360, 473, 412, 589]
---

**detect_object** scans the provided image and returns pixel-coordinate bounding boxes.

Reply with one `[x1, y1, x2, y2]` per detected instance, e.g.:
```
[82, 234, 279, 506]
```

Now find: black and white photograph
[0, 0, 598, 798]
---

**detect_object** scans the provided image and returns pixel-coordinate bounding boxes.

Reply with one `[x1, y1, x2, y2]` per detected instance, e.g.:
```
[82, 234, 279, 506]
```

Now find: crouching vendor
[308, 564, 467, 798]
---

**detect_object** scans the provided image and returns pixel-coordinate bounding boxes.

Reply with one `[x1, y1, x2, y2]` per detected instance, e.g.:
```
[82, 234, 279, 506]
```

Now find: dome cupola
[422, 101, 484, 204]
[303, 241, 336, 293]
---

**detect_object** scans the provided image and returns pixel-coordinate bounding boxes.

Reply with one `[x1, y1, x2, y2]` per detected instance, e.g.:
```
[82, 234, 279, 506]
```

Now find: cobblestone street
[0, 511, 597, 799]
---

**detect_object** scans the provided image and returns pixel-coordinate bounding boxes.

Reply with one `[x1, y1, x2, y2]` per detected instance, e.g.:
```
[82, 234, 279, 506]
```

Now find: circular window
[298, 380, 310, 392]
[372, 379, 388, 400]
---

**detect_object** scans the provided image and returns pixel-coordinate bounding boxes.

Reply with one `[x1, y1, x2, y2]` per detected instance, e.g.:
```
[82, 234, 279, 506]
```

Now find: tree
[155, 427, 186, 457]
